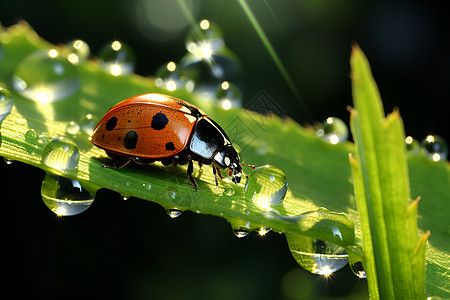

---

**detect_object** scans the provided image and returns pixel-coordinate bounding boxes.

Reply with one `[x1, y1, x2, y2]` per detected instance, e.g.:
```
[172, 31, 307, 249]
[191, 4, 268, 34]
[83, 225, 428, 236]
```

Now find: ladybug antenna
[241, 162, 255, 169]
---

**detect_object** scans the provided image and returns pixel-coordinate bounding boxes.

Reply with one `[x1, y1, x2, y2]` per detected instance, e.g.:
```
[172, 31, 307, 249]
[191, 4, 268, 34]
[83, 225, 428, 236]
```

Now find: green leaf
[0, 21, 357, 248]
[1, 23, 449, 298]
[349, 45, 449, 299]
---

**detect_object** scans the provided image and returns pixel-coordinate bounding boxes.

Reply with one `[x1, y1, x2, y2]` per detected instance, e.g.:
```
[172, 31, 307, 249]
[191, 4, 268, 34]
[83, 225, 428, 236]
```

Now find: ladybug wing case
[91, 103, 197, 159]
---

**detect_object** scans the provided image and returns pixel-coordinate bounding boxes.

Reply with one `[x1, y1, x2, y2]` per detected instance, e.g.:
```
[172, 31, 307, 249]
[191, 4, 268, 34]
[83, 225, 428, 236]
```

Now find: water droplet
[179, 50, 241, 101]
[223, 187, 235, 196]
[4, 158, 14, 165]
[11, 49, 80, 103]
[41, 137, 80, 172]
[0, 87, 14, 122]
[287, 234, 348, 276]
[142, 183, 151, 191]
[185, 20, 225, 59]
[25, 129, 38, 143]
[426, 296, 443, 300]
[65, 121, 80, 135]
[216, 81, 242, 110]
[122, 195, 130, 201]
[99, 41, 135, 76]
[405, 136, 420, 154]
[421, 135, 448, 162]
[79, 113, 98, 136]
[316, 117, 348, 144]
[64, 39, 90, 65]
[37, 132, 50, 145]
[41, 173, 94, 216]
[166, 209, 183, 218]
[244, 165, 288, 209]
[155, 61, 192, 92]
[233, 228, 250, 238]
[257, 227, 272, 236]
[350, 261, 366, 278]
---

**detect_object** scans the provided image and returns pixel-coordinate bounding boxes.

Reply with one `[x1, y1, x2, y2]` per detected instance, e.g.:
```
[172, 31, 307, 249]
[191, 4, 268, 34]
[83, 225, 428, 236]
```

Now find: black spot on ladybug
[124, 131, 138, 149]
[105, 117, 118, 131]
[165, 142, 175, 151]
[151, 112, 168, 130]
[102, 134, 105, 138]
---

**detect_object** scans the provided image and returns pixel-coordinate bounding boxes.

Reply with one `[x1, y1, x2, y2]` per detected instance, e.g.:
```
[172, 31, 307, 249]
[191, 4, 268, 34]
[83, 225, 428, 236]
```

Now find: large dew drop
[0, 87, 14, 122]
[244, 165, 288, 209]
[287, 234, 348, 276]
[41, 173, 94, 216]
[41, 137, 80, 172]
[185, 19, 225, 59]
[179, 50, 241, 101]
[12, 49, 80, 103]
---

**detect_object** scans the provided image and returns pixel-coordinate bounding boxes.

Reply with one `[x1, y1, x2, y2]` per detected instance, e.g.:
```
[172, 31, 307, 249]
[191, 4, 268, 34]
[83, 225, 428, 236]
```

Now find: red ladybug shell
[91, 93, 204, 159]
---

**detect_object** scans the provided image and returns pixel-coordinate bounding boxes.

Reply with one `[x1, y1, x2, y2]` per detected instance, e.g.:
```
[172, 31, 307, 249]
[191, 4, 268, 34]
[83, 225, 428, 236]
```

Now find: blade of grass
[349, 45, 427, 299]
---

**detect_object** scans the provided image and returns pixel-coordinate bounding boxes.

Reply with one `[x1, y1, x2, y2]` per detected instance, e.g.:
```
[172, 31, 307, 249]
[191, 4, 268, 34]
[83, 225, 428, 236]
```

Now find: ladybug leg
[212, 162, 223, 186]
[187, 157, 199, 190]
[212, 165, 219, 186]
[102, 156, 135, 169]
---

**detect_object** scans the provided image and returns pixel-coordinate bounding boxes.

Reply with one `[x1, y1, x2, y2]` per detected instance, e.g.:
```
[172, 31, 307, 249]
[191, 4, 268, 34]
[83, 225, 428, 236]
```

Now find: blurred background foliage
[1, 0, 448, 299]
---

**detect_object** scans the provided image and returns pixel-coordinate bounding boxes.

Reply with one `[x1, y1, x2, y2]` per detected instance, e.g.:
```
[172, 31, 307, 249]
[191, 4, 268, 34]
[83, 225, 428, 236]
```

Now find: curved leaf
[0, 22, 449, 298]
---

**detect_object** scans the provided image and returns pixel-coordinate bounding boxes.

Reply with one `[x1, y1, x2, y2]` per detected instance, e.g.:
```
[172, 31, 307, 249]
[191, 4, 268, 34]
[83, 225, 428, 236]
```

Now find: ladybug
[90, 93, 243, 189]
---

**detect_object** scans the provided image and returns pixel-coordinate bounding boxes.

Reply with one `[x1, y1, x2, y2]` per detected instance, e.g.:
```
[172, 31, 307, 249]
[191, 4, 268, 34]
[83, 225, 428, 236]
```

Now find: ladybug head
[214, 145, 243, 184]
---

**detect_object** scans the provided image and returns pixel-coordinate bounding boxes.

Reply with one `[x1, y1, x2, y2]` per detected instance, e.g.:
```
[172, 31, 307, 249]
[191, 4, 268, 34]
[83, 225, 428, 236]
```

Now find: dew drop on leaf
[421, 135, 448, 162]
[65, 121, 80, 135]
[216, 81, 242, 110]
[11, 49, 80, 103]
[350, 261, 366, 278]
[41, 137, 80, 172]
[286, 234, 348, 276]
[41, 173, 94, 216]
[154, 61, 191, 92]
[244, 164, 287, 209]
[222, 187, 235, 196]
[25, 129, 38, 143]
[64, 39, 90, 65]
[233, 228, 250, 238]
[4, 158, 14, 165]
[257, 227, 272, 236]
[79, 113, 98, 136]
[185, 19, 225, 59]
[0, 87, 13, 122]
[316, 117, 348, 144]
[166, 209, 183, 218]
[99, 41, 135, 76]
[179, 50, 241, 101]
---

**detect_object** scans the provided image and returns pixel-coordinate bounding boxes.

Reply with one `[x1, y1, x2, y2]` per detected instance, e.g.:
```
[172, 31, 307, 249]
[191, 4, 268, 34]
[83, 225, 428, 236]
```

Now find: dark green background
[1, 0, 448, 299]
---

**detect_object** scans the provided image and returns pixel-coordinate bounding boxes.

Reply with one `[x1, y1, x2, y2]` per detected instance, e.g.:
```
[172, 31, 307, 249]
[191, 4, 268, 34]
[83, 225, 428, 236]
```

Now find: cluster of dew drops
[0, 20, 448, 283]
